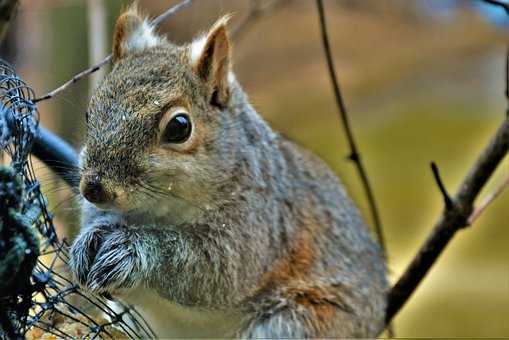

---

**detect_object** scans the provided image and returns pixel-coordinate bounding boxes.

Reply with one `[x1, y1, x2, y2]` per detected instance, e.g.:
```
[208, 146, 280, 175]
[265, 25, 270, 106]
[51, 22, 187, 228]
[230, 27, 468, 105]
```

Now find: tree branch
[33, 0, 193, 103]
[385, 3, 509, 328]
[467, 47, 509, 223]
[468, 171, 509, 224]
[430, 162, 454, 210]
[315, 0, 387, 257]
[386, 115, 509, 324]
[231, 0, 292, 42]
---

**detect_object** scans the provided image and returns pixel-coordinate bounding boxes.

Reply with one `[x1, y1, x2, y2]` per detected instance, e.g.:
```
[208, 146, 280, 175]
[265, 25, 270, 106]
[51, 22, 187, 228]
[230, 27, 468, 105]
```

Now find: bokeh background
[1, 0, 508, 337]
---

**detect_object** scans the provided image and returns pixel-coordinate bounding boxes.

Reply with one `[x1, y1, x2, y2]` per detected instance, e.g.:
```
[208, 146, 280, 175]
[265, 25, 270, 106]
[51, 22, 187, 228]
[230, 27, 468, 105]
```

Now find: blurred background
[1, 0, 508, 337]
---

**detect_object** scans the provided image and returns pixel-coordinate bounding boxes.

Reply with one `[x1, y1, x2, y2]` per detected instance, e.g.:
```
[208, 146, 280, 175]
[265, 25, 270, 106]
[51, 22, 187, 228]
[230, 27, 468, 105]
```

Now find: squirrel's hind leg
[237, 290, 362, 338]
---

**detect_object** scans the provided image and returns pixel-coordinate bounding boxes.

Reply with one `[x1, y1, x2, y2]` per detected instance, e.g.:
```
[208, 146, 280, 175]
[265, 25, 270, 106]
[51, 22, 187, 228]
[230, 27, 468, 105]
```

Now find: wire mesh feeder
[0, 60, 155, 339]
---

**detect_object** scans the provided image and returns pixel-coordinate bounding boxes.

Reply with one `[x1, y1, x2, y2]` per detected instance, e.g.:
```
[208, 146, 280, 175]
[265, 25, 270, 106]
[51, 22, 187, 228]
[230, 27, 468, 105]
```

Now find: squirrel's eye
[162, 114, 192, 144]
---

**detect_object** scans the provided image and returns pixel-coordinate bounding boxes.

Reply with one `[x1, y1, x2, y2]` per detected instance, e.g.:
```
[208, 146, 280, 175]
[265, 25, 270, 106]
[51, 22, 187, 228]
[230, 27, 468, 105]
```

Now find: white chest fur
[113, 287, 242, 338]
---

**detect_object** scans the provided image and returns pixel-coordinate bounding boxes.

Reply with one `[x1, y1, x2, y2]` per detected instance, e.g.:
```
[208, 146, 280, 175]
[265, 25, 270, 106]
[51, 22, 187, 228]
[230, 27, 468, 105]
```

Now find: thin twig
[315, 2, 392, 335]
[468, 171, 509, 224]
[231, 0, 292, 42]
[33, 0, 193, 103]
[386, 45, 509, 326]
[151, 0, 192, 26]
[385, 117, 509, 325]
[33, 57, 110, 103]
[385, 7, 509, 329]
[315, 0, 387, 257]
[430, 162, 454, 210]
[467, 47, 509, 223]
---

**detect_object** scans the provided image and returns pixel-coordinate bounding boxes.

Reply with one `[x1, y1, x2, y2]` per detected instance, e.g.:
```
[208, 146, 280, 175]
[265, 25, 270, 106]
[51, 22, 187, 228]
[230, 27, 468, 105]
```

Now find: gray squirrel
[69, 6, 388, 338]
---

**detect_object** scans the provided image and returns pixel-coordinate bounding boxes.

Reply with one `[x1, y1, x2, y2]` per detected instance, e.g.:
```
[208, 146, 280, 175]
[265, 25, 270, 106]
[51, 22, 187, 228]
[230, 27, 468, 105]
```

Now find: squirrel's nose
[80, 176, 111, 204]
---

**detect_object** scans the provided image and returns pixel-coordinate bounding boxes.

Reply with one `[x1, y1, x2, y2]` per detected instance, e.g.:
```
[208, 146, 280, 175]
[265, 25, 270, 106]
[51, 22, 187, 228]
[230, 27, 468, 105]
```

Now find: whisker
[140, 178, 207, 214]
[50, 192, 80, 214]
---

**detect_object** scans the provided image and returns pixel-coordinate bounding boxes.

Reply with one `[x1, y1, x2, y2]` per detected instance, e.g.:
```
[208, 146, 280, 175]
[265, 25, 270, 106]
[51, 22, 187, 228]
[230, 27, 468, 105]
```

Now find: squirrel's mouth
[82, 179, 206, 224]
[80, 178, 141, 212]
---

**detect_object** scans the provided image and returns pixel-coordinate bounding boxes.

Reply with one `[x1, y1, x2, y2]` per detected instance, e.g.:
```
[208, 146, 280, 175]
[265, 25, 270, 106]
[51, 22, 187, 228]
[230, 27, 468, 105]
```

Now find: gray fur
[70, 12, 388, 338]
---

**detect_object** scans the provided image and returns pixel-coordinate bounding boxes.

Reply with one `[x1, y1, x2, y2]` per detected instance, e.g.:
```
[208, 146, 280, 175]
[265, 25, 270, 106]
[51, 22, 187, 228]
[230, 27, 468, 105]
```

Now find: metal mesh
[0, 60, 155, 339]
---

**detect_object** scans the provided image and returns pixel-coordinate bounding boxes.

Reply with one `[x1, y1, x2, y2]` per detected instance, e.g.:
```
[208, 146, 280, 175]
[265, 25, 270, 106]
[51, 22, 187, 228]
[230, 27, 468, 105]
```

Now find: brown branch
[0, 0, 19, 43]
[430, 162, 454, 210]
[467, 47, 509, 224]
[231, 0, 292, 42]
[315, 0, 387, 257]
[315, 2, 392, 335]
[468, 171, 509, 224]
[33, 0, 193, 103]
[385, 40, 509, 328]
[386, 117, 509, 324]
[151, 0, 192, 26]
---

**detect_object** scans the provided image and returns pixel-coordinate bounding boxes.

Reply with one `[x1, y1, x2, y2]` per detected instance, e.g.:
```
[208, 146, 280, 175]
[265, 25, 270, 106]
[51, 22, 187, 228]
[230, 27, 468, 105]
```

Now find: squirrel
[69, 5, 388, 338]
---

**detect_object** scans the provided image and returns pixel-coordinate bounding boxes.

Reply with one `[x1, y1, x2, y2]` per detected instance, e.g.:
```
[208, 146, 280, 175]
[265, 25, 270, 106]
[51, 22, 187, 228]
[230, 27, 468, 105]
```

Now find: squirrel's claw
[70, 224, 140, 293]
[69, 225, 108, 286]
[85, 231, 140, 293]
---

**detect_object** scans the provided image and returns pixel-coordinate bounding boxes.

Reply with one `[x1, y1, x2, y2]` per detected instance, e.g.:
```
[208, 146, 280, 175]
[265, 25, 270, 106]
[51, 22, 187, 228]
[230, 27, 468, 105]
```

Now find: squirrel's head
[80, 6, 238, 220]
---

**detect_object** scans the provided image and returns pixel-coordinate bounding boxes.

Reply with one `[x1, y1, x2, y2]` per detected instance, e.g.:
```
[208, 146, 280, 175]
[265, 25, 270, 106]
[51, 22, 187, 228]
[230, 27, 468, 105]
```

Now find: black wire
[0, 60, 151, 339]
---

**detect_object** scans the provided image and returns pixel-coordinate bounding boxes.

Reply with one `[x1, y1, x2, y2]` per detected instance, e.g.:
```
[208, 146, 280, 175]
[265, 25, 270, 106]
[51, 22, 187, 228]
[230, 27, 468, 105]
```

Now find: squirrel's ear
[112, 5, 163, 62]
[190, 15, 232, 108]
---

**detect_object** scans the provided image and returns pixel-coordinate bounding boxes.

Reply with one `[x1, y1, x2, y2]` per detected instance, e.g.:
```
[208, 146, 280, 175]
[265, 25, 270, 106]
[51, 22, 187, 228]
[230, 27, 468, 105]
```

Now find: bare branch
[315, 0, 387, 257]
[468, 171, 509, 224]
[386, 116, 509, 325]
[430, 162, 454, 210]
[0, 0, 19, 43]
[467, 47, 509, 223]
[33, 0, 193, 103]
[33, 57, 110, 103]
[231, 0, 292, 42]
[151, 0, 192, 26]
[385, 9, 509, 328]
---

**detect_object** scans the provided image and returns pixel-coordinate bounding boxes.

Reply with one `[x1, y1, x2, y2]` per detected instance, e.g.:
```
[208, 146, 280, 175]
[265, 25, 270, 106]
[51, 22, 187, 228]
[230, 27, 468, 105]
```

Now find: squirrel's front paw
[85, 230, 143, 293]
[69, 224, 113, 286]
[70, 226, 143, 294]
